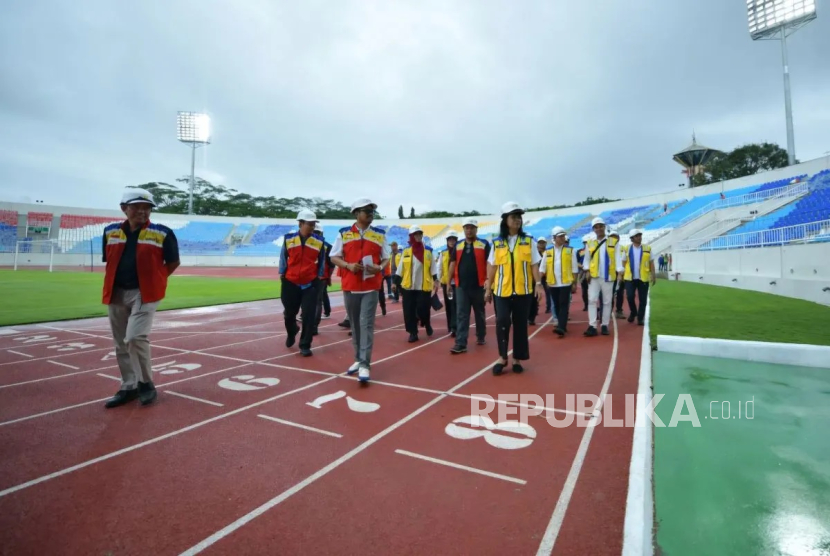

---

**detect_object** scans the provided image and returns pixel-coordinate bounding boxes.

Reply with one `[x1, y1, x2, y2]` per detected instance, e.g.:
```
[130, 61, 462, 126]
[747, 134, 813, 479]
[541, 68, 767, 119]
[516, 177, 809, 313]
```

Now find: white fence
[675, 219, 830, 252]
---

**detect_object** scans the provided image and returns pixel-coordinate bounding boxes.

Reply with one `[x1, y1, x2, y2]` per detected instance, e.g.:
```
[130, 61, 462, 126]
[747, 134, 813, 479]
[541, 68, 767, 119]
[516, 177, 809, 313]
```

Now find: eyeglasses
[358, 208, 376, 215]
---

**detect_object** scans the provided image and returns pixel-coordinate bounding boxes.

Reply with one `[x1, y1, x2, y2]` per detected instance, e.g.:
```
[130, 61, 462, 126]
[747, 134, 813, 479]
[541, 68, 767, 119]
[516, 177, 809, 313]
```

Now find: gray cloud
[1, 0, 828, 217]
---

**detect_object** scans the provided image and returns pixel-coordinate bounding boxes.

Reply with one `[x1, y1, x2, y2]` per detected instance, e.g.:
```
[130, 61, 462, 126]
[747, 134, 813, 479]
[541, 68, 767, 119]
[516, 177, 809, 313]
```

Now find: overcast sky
[1, 0, 828, 217]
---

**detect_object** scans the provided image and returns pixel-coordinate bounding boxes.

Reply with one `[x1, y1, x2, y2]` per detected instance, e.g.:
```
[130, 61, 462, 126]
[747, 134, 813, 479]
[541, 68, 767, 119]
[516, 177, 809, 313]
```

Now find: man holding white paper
[329, 198, 390, 383]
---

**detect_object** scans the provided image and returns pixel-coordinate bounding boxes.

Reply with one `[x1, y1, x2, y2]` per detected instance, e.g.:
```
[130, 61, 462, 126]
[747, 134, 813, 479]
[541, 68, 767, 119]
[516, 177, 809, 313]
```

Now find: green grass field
[0, 270, 340, 326]
[649, 280, 830, 346]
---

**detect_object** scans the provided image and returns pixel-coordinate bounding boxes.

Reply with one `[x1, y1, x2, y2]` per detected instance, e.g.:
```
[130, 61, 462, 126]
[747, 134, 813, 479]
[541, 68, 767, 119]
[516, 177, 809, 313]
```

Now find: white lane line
[96, 373, 120, 381]
[167, 391, 224, 408]
[257, 415, 341, 438]
[395, 449, 526, 485]
[6, 350, 33, 358]
[535, 315, 621, 556]
[179, 316, 554, 556]
[0, 399, 111, 427]
[0, 375, 340, 498]
[47, 360, 80, 370]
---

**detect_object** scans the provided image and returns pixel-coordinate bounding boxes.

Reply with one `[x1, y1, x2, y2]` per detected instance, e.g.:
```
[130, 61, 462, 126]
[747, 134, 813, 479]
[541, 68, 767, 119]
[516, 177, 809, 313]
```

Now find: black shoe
[638, 320, 644, 326]
[554, 327, 565, 337]
[104, 388, 138, 408]
[512, 363, 524, 374]
[601, 325, 609, 335]
[528, 320, 536, 326]
[628, 313, 636, 323]
[584, 326, 597, 337]
[476, 338, 486, 345]
[286, 332, 296, 348]
[426, 324, 433, 337]
[138, 382, 157, 406]
[450, 344, 467, 354]
[338, 319, 350, 328]
[300, 348, 313, 356]
[408, 333, 418, 343]
[492, 363, 505, 376]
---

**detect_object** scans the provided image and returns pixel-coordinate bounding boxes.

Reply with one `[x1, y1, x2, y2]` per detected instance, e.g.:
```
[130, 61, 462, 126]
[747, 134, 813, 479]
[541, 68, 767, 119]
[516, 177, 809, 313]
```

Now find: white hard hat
[315, 223, 323, 232]
[537, 237, 547, 243]
[297, 209, 318, 222]
[462, 217, 478, 227]
[551, 226, 566, 237]
[500, 202, 524, 217]
[120, 188, 156, 207]
[350, 198, 377, 212]
[409, 225, 423, 234]
[565, 235, 570, 241]
[591, 216, 605, 227]
[629, 228, 642, 238]
[609, 230, 620, 237]
[446, 231, 459, 239]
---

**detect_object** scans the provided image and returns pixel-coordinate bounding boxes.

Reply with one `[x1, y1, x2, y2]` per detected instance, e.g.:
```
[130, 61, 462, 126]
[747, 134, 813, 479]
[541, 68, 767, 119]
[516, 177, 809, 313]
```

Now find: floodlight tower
[747, 0, 817, 166]
[176, 111, 212, 214]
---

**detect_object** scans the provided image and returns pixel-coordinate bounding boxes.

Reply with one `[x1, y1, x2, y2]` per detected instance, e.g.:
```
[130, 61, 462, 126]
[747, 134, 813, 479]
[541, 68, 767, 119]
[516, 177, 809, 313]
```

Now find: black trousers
[401, 289, 430, 335]
[281, 278, 319, 349]
[313, 280, 331, 332]
[456, 285, 486, 347]
[551, 286, 572, 331]
[442, 284, 457, 333]
[580, 278, 589, 309]
[494, 295, 532, 360]
[626, 280, 650, 323]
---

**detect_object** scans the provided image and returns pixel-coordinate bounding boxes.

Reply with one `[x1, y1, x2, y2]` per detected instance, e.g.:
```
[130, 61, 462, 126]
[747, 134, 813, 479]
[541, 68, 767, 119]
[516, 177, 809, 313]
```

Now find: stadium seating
[233, 224, 295, 255]
[0, 210, 18, 251]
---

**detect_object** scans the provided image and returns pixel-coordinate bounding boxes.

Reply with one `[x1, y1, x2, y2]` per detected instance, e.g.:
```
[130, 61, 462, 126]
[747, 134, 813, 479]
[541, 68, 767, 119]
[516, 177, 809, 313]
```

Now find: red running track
[0, 293, 644, 555]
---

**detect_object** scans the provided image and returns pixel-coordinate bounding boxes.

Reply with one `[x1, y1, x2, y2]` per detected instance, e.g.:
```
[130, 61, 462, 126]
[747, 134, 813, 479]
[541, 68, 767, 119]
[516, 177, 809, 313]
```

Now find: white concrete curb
[656, 335, 830, 369]
[622, 292, 654, 556]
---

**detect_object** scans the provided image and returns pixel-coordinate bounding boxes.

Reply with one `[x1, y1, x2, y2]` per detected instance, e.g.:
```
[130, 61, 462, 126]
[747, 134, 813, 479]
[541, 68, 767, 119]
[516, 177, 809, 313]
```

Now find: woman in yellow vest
[484, 202, 545, 375]
[621, 228, 656, 326]
[439, 231, 459, 337]
[394, 225, 439, 342]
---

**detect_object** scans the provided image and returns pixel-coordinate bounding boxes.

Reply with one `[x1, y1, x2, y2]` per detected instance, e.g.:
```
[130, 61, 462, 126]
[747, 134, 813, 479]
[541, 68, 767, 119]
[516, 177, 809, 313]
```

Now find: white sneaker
[358, 366, 370, 383]
[347, 362, 360, 375]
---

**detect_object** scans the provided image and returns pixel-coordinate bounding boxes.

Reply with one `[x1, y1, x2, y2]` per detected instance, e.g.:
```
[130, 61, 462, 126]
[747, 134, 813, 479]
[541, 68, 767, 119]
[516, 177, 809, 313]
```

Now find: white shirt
[396, 245, 439, 290]
[582, 236, 624, 281]
[330, 224, 391, 294]
[539, 245, 580, 287]
[486, 235, 542, 266]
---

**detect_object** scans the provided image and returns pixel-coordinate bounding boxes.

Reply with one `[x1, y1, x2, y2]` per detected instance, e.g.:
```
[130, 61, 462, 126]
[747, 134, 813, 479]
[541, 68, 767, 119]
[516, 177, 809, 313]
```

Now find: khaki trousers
[107, 288, 159, 389]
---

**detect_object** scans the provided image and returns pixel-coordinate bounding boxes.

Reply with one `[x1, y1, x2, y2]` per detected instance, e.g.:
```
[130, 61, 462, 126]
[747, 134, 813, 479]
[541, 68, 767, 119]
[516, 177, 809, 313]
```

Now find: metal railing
[675, 219, 830, 252]
[669, 181, 809, 230]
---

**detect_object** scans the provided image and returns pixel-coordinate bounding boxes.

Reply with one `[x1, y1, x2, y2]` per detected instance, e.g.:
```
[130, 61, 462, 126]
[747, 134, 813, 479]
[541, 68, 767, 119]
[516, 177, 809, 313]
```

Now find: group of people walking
[99, 189, 657, 411]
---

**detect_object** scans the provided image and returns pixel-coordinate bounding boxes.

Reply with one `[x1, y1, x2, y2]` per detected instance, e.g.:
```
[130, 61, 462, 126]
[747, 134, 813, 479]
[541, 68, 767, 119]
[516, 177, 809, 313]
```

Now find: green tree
[691, 142, 792, 186]
[410, 207, 415, 218]
[398, 205, 404, 219]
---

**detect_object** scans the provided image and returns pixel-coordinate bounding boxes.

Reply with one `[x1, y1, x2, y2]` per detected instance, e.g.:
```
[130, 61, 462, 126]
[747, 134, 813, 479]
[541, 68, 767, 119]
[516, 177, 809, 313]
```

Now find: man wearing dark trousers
[438, 231, 459, 337]
[622, 228, 656, 326]
[540, 226, 580, 336]
[449, 217, 490, 354]
[577, 239, 589, 311]
[312, 223, 333, 335]
[280, 210, 325, 356]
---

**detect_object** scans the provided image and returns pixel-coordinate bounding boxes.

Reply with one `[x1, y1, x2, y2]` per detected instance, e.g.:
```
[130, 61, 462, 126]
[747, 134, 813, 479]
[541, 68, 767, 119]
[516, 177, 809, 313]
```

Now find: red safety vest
[337, 224, 387, 291]
[102, 220, 172, 305]
[454, 239, 488, 287]
[283, 232, 323, 285]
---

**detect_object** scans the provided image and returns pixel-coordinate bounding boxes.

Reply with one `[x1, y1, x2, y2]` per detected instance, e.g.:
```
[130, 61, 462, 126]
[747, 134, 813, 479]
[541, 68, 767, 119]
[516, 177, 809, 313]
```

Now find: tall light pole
[747, 0, 817, 166]
[176, 111, 211, 214]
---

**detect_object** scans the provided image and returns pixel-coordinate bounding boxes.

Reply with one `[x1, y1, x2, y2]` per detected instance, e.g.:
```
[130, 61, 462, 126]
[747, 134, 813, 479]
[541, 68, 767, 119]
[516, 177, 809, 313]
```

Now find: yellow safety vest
[544, 245, 575, 286]
[440, 250, 452, 285]
[491, 236, 534, 297]
[400, 246, 434, 291]
[586, 236, 619, 280]
[623, 244, 652, 281]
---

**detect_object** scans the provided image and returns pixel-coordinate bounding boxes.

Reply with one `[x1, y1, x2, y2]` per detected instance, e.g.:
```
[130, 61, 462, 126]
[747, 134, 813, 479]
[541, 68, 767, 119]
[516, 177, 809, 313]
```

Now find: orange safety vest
[102, 220, 172, 305]
[283, 231, 323, 285]
[337, 223, 386, 292]
[454, 239, 488, 287]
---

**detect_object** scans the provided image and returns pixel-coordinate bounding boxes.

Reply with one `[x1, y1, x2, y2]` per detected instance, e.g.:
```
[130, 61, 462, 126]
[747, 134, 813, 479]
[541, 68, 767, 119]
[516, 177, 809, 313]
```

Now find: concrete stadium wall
[672, 243, 830, 306]
[0, 253, 280, 268]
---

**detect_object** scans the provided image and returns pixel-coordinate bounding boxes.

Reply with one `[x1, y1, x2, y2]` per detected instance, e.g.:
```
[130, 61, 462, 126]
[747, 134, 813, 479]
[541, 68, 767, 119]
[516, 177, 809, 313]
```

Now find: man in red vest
[280, 210, 325, 356]
[329, 198, 390, 383]
[448, 217, 490, 354]
[101, 188, 180, 408]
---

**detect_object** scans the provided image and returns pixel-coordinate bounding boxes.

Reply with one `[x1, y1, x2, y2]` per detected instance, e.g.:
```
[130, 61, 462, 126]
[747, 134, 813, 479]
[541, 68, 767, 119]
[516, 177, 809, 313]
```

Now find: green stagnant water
[653, 351, 830, 556]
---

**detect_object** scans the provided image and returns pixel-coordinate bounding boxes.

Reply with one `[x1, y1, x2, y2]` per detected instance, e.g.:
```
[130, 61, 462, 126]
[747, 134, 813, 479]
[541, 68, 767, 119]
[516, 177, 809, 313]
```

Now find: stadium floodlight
[747, 0, 817, 166]
[176, 111, 212, 214]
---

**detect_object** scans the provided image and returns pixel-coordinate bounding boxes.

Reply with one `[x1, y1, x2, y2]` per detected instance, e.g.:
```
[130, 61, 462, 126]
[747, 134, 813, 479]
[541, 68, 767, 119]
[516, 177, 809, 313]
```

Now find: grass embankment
[648, 280, 830, 346]
[0, 270, 341, 326]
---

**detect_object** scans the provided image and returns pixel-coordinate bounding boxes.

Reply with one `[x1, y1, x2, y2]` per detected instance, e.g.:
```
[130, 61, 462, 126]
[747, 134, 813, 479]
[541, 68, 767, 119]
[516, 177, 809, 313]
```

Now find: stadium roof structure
[673, 133, 724, 186]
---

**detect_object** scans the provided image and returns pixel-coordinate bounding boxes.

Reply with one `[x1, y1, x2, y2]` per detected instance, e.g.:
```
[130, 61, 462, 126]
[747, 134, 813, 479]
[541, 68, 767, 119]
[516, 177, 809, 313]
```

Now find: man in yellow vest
[622, 228, 656, 326]
[438, 231, 459, 336]
[394, 225, 439, 342]
[582, 216, 623, 336]
[540, 226, 580, 336]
